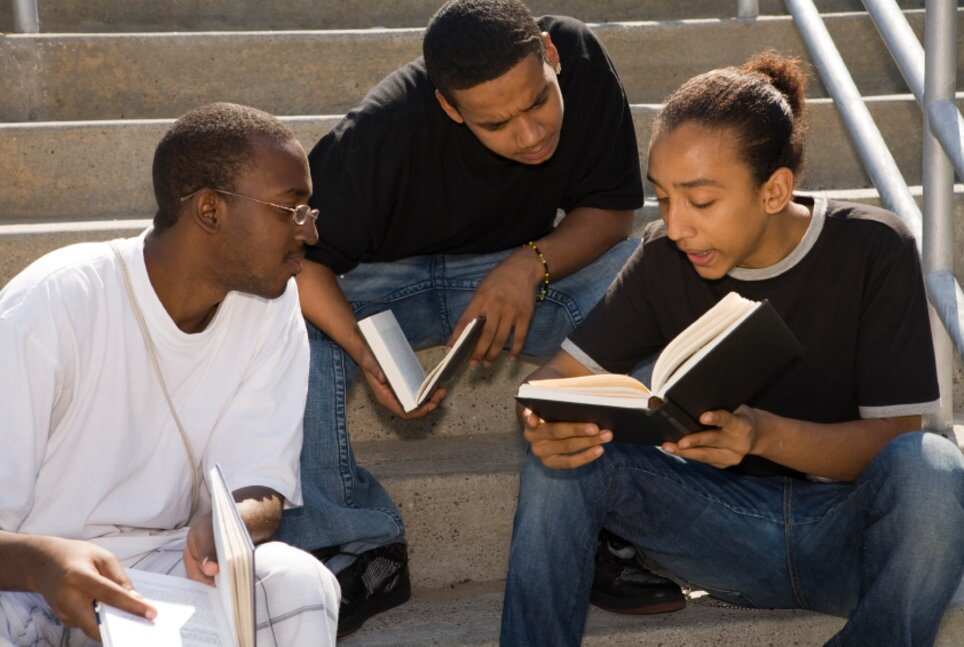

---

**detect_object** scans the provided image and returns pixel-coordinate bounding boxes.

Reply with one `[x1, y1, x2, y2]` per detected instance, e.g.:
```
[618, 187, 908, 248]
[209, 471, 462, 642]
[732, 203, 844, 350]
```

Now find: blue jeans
[500, 431, 964, 647]
[277, 239, 639, 562]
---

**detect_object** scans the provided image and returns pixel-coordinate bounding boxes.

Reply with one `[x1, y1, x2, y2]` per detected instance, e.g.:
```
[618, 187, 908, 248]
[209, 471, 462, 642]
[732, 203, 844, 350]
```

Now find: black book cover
[514, 397, 689, 445]
[662, 300, 804, 423]
[517, 300, 803, 444]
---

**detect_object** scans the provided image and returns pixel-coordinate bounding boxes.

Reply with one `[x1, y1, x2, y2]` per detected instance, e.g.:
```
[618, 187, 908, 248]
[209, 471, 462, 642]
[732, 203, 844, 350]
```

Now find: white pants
[0, 540, 339, 647]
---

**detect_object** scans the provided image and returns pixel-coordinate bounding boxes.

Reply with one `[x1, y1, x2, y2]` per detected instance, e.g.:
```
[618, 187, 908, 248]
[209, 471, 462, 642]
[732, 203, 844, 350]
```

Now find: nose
[662, 200, 692, 242]
[296, 214, 319, 246]
[515, 114, 544, 150]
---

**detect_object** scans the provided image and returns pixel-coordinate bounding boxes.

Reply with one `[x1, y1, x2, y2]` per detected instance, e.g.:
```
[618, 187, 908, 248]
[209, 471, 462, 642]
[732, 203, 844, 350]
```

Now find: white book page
[209, 465, 256, 647]
[416, 316, 483, 402]
[358, 310, 424, 412]
[651, 292, 756, 393]
[99, 569, 235, 647]
[517, 383, 650, 409]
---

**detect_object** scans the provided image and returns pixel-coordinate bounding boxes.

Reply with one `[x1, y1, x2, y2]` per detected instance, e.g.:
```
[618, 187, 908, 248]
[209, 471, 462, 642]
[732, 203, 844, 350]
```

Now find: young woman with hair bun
[501, 51, 964, 647]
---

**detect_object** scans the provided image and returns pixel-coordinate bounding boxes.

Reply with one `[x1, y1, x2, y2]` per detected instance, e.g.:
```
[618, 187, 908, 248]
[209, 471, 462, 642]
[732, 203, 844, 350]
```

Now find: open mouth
[518, 135, 557, 163]
[682, 249, 716, 267]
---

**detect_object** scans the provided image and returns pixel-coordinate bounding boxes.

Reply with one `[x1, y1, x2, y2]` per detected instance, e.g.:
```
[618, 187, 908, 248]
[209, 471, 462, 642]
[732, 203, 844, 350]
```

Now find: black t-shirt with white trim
[305, 16, 643, 275]
[566, 197, 939, 470]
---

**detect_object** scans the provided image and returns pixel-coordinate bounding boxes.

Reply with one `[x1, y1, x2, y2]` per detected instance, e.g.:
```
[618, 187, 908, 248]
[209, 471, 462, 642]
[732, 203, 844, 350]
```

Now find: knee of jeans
[517, 452, 604, 512]
[256, 542, 342, 609]
[871, 432, 964, 518]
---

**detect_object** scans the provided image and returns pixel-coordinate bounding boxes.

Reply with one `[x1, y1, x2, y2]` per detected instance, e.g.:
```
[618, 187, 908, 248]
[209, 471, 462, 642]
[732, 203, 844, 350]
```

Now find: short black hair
[423, 0, 544, 104]
[152, 102, 295, 231]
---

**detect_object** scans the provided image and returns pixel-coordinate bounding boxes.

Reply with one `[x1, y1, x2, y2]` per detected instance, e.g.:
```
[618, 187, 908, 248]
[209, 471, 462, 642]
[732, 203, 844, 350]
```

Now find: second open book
[98, 465, 256, 647]
[516, 292, 804, 444]
[358, 310, 485, 413]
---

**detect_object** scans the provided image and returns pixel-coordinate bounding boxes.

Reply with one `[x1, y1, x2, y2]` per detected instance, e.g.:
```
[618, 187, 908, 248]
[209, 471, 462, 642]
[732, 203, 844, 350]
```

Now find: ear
[190, 188, 222, 234]
[434, 89, 464, 125]
[542, 32, 561, 74]
[760, 167, 796, 215]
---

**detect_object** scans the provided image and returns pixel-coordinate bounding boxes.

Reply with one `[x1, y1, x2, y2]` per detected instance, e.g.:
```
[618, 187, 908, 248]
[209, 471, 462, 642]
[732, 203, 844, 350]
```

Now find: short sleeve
[565, 241, 664, 374]
[855, 232, 939, 418]
[0, 295, 60, 531]
[203, 284, 310, 506]
[559, 32, 643, 213]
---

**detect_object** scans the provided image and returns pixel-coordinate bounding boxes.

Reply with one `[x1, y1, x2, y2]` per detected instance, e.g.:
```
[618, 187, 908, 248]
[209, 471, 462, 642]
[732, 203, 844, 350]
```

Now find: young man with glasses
[276, 0, 683, 635]
[0, 102, 340, 646]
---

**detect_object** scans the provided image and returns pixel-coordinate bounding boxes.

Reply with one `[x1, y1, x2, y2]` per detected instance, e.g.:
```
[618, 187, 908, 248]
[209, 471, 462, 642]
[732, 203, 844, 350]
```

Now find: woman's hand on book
[28, 536, 156, 640]
[661, 405, 761, 468]
[185, 512, 220, 586]
[521, 408, 614, 470]
[449, 251, 540, 366]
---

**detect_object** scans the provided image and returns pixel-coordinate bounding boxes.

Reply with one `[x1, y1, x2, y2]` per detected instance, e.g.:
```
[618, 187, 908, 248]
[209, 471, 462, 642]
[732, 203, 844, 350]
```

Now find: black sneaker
[332, 542, 412, 638]
[590, 529, 686, 615]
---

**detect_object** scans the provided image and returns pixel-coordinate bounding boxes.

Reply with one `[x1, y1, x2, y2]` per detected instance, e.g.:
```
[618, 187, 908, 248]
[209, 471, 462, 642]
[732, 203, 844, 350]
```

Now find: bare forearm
[295, 260, 368, 363]
[534, 207, 633, 281]
[0, 531, 47, 592]
[751, 412, 921, 481]
[233, 487, 284, 545]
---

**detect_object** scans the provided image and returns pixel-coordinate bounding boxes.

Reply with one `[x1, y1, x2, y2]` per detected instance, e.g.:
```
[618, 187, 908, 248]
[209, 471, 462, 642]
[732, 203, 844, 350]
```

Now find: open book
[99, 465, 256, 647]
[516, 292, 803, 444]
[358, 309, 485, 413]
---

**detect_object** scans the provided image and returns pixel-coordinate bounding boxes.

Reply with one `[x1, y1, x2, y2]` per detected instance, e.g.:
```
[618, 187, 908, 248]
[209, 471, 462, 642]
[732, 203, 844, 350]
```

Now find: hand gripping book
[516, 292, 804, 444]
[358, 309, 485, 413]
[98, 465, 256, 647]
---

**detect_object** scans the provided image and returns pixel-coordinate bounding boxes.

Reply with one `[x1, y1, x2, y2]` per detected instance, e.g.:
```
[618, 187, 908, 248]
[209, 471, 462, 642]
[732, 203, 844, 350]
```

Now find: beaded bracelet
[526, 241, 550, 302]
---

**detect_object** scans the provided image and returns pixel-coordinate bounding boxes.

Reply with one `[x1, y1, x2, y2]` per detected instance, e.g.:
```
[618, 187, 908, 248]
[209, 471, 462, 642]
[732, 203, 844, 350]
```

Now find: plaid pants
[0, 539, 339, 646]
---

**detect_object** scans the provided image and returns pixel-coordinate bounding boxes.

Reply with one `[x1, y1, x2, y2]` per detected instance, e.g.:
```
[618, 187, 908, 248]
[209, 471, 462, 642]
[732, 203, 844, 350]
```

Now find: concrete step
[0, 0, 929, 33]
[3, 10, 962, 121]
[343, 580, 964, 646]
[353, 433, 524, 589]
[5, 95, 963, 225]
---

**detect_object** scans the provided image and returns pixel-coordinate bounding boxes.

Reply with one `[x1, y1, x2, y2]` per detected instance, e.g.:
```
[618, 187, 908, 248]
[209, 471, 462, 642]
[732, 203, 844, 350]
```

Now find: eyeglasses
[179, 188, 319, 226]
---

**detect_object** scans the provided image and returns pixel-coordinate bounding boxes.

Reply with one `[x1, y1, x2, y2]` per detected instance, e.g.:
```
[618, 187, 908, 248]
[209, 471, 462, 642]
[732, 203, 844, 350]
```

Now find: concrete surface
[3, 11, 962, 121]
[344, 579, 964, 646]
[4, 96, 963, 225]
[0, 0, 929, 33]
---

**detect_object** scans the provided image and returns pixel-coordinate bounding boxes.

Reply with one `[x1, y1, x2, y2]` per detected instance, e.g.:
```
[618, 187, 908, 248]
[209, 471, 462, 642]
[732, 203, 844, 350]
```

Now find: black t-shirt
[305, 16, 644, 274]
[567, 197, 939, 452]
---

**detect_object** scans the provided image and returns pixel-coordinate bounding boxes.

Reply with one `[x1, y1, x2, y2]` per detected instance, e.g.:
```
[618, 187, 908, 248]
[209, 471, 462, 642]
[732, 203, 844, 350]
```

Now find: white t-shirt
[0, 232, 309, 561]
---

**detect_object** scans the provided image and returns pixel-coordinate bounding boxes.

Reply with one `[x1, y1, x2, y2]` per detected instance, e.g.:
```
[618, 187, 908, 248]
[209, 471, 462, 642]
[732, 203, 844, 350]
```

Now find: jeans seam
[784, 477, 810, 609]
[617, 462, 782, 522]
[333, 344, 355, 506]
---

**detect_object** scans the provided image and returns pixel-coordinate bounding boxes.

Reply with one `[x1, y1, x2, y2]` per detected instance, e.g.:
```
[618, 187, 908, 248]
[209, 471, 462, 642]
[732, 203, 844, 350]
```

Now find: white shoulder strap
[109, 240, 200, 526]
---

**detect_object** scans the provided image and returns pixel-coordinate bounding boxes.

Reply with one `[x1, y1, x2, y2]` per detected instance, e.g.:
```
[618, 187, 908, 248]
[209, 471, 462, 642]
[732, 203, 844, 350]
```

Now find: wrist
[748, 408, 781, 458]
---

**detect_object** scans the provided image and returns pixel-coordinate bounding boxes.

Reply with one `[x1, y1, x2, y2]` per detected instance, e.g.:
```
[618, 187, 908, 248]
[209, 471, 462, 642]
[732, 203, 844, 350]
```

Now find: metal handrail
[12, 0, 39, 33]
[785, 0, 963, 433]
[863, 0, 964, 181]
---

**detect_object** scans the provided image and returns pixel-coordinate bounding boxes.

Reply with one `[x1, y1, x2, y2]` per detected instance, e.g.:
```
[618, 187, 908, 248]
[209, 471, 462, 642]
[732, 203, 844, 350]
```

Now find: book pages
[358, 310, 425, 412]
[651, 292, 756, 394]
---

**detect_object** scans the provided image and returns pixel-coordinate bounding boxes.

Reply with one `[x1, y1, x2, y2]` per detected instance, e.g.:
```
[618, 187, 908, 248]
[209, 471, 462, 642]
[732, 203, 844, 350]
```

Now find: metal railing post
[922, 0, 958, 433]
[12, 0, 40, 33]
[738, 0, 761, 19]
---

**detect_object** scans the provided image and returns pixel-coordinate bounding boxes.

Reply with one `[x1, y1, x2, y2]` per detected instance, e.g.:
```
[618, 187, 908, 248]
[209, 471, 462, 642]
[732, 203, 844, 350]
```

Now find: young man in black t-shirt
[275, 0, 681, 635]
[501, 53, 964, 646]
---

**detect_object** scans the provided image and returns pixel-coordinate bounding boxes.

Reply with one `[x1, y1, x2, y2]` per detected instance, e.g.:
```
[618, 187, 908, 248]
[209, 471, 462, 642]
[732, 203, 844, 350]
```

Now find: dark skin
[520, 122, 919, 482]
[297, 33, 632, 418]
[0, 135, 318, 640]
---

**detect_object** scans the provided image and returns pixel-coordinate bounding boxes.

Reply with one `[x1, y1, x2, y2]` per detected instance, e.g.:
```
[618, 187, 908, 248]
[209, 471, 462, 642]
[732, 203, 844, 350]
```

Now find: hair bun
[740, 51, 807, 120]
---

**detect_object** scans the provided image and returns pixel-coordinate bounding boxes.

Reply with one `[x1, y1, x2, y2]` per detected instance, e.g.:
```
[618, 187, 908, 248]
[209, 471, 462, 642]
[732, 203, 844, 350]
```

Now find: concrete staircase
[3, 1, 963, 644]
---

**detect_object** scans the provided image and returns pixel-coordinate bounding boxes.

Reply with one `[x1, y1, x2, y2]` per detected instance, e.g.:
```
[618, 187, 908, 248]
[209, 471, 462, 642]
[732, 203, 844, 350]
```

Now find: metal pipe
[922, 0, 958, 432]
[12, 0, 40, 33]
[927, 99, 964, 182]
[784, 0, 923, 243]
[926, 271, 964, 376]
[738, 0, 760, 19]
[862, 0, 925, 103]
[864, 0, 964, 181]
